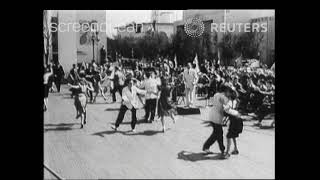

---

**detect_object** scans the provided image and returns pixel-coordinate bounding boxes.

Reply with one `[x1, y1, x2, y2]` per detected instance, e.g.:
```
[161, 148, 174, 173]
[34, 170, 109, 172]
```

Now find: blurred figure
[183, 63, 198, 107]
[53, 62, 65, 93]
[44, 64, 53, 111]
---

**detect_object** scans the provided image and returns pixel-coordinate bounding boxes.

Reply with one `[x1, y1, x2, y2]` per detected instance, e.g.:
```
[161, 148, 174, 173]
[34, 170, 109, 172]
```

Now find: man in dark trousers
[53, 62, 65, 93]
[139, 71, 158, 123]
[111, 78, 146, 132]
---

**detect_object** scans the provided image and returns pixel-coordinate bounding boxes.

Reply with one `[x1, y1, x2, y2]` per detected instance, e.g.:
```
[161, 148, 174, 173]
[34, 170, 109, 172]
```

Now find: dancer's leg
[144, 99, 151, 122]
[160, 116, 165, 132]
[202, 123, 217, 151]
[80, 113, 84, 128]
[149, 99, 157, 122]
[232, 138, 238, 152]
[170, 110, 176, 124]
[131, 107, 137, 130]
[114, 105, 128, 128]
[44, 98, 47, 111]
[226, 138, 231, 154]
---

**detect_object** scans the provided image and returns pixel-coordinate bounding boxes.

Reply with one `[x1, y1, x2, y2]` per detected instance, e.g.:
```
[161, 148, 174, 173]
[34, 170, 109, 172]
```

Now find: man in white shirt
[140, 71, 158, 123]
[183, 62, 198, 107]
[111, 78, 146, 132]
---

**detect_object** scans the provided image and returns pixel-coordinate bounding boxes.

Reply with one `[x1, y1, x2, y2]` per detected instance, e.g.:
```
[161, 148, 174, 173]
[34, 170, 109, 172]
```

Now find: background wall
[76, 10, 107, 64]
[58, 10, 77, 72]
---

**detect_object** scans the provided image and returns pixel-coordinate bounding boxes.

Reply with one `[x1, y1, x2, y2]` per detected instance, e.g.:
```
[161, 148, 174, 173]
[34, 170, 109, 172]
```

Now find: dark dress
[157, 86, 173, 117]
[226, 100, 243, 138]
[227, 116, 243, 138]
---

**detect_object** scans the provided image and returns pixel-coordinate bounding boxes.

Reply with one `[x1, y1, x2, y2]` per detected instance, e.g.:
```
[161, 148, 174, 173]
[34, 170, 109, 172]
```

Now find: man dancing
[111, 78, 146, 132]
[140, 71, 158, 123]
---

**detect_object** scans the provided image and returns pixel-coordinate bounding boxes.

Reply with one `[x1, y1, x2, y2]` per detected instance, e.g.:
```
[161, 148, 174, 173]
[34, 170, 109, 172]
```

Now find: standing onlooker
[100, 45, 106, 65]
[183, 63, 198, 107]
[91, 59, 98, 71]
[53, 62, 65, 93]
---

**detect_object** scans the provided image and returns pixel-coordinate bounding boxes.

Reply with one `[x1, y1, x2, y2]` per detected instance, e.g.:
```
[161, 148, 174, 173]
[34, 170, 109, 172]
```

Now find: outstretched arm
[135, 86, 147, 95]
[67, 83, 79, 89]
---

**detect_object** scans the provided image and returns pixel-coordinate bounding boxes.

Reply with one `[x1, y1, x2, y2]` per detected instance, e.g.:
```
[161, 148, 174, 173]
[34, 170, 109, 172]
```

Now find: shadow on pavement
[91, 130, 125, 137]
[124, 130, 163, 136]
[92, 129, 163, 137]
[177, 150, 223, 161]
[44, 123, 80, 132]
[88, 102, 109, 105]
[44, 127, 76, 132]
[259, 125, 275, 129]
[250, 123, 274, 129]
[105, 108, 120, 111]
[44, 123, 78, 127]
[119, 119, 149, 125]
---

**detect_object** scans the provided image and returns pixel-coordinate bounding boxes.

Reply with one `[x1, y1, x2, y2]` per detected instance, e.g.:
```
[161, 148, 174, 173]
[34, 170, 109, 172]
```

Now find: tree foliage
[107, 27, 264, 67]
[108, 31, 172, 62]
[218, 31, 264, 66]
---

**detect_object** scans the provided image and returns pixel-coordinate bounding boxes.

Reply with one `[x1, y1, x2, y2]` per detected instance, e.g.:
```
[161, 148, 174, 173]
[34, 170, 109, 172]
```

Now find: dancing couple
[202, 84, 243, 159]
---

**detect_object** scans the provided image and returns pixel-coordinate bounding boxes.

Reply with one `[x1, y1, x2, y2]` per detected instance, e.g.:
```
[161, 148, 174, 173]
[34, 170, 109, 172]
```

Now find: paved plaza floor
[44, 85, 275, 179]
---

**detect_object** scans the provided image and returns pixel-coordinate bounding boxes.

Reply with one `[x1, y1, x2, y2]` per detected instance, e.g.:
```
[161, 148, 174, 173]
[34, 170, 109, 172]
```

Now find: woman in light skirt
[68, 78, 94, 128]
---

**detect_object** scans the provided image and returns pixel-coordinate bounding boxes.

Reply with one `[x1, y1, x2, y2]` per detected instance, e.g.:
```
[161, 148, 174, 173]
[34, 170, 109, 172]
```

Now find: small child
[224, 89, 243, 159]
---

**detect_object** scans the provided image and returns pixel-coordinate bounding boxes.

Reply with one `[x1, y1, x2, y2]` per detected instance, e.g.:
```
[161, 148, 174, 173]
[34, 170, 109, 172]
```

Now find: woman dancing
[224, 89, 243, 159]
[68, 78, 94, 129]
[157, 77, 176, 132]
[92, 68, 107, 103]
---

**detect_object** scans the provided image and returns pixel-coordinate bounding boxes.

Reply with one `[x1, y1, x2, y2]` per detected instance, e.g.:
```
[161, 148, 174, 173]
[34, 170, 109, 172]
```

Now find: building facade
[151, 10, 181, 23]
[45, 10, 107, 71]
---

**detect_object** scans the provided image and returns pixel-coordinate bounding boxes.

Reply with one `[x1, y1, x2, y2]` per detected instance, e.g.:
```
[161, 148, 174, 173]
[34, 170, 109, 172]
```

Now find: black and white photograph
[43, 10, 275, 179]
